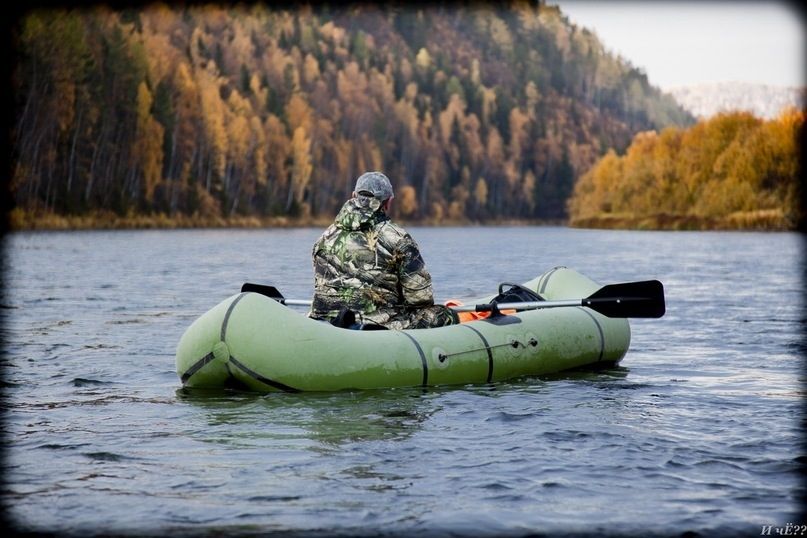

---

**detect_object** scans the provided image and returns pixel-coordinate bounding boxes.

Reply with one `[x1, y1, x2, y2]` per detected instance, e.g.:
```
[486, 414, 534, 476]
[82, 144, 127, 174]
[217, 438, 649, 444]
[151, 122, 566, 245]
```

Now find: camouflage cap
[355, 172, 394, 201]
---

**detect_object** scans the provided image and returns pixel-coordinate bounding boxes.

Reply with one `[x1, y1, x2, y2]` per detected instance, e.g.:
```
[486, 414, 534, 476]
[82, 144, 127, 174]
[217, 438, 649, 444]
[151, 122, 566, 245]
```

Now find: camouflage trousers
[381, 304, 459, 331]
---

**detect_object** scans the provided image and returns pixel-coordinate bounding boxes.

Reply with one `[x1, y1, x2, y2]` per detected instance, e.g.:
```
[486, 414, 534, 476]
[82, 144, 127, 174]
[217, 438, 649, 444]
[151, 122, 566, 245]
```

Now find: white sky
[551, 1, 805, 89]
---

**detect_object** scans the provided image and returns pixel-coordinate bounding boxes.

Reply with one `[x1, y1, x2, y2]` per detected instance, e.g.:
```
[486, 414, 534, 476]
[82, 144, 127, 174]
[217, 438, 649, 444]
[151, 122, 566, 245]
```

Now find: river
[2, 227, 804, 536]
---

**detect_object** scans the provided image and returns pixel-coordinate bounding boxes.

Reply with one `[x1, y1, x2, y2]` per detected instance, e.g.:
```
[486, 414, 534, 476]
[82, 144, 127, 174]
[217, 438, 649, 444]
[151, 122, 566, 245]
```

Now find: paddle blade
[584, 280, 665, 318]
[241, 283, 284, 301]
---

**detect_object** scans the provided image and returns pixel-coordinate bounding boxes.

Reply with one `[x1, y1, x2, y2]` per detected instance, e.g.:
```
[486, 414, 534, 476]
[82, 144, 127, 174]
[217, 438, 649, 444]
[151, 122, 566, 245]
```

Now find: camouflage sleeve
[397, 234, 435, 307]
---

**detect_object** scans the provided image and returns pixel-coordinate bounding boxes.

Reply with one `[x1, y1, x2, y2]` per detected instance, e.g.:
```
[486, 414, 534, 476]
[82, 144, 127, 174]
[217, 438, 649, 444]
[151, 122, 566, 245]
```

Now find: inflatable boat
[175, 267, 664, 392]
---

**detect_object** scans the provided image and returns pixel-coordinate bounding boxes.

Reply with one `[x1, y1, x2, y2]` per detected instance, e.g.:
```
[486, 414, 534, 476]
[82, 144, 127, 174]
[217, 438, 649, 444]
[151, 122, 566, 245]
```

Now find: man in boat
[309, 171, 458, 330]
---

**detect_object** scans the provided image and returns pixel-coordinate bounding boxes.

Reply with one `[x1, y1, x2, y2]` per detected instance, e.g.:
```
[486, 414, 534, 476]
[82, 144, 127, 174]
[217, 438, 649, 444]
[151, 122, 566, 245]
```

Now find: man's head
[355, 172, 393, 201]
[354, 171, 394, 211]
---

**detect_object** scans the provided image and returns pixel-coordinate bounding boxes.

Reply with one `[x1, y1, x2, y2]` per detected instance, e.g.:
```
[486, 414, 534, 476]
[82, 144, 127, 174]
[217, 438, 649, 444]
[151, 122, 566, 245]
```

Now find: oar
[240, 280, 665, 319]
[454, 280, 665, 318]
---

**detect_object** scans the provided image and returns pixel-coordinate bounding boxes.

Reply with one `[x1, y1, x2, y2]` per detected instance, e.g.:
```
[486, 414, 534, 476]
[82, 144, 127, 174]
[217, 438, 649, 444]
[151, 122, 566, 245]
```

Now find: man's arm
[397, 235, 435, 307]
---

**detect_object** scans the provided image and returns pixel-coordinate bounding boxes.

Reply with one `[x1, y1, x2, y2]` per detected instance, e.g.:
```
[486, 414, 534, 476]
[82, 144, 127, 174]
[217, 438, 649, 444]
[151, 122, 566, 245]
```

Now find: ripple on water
[82, 452, 139, 462]
[71, 378, 113, 387]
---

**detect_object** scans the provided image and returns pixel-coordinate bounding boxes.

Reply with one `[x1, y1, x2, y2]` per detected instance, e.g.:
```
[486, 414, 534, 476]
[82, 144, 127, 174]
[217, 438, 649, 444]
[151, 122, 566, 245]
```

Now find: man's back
[310, 196, 434, 328]
[310, 171, 457, 330]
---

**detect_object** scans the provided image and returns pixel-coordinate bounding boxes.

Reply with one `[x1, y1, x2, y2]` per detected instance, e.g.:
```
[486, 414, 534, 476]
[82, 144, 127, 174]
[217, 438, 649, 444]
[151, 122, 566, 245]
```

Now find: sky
[551, 1, 805, 90]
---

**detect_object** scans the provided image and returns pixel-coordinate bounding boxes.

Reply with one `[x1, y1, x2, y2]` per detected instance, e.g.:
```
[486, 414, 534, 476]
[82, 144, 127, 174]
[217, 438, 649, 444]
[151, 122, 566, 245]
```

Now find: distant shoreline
[7, 209, 560, 231]
[7, 209, 796, 232]
[569, 209, 794, 231]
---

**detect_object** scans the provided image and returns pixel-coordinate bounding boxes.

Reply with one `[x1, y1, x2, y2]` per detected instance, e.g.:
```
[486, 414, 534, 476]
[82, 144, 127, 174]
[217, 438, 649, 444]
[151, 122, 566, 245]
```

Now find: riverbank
[569, 209, 796, 231]
[8, 208, 797, 232]
[7, 208, 559, 231]
[7, 208, 332, 231]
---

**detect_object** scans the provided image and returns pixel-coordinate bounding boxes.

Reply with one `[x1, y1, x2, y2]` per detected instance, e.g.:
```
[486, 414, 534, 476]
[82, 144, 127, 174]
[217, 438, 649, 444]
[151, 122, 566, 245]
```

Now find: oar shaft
[278, 299, 313, 307]
[272, 298, 582, 312]
[452, 299, 581, 313]
[269, 298, 613, 312]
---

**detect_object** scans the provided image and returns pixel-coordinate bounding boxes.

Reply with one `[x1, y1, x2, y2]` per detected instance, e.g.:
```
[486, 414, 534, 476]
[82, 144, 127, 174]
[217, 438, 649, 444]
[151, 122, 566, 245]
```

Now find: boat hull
[175, 267, 631, 392]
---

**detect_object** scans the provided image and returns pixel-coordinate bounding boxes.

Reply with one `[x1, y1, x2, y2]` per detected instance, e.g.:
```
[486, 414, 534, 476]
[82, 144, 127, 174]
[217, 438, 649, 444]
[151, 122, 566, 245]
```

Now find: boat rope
[437, 337, 538, 364]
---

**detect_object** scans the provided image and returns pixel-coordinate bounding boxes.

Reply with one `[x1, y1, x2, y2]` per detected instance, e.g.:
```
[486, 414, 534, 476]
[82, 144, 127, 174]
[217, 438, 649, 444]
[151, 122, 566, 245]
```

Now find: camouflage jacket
[310, 196, 435, 325]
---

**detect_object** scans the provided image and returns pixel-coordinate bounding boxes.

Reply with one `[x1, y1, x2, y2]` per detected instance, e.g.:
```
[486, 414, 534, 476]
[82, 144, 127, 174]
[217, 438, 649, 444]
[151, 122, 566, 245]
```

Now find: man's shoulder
[377, 219, 412, 244]
[376, 220, 417, 250]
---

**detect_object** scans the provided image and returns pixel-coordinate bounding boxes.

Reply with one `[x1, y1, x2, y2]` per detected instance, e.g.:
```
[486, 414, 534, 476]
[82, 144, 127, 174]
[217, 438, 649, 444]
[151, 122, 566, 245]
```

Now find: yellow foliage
[135, 82, 164, 203]
[303, 53, 320, 85]
[285, 93, 313, 133]
[488, 15, 513, 53]
[430, 201, 444, 222]
[438, 94, 466, 143]
[252, 137, 267, 187]
[290, 126, 312, 206]
[568, 110, 804, 229]
[448, 200, 465, 220]
[474, 177, 488, 207]
[415, 48, 431, 69]
[397, 185, 418, 217]
[508, 107, 530, 162]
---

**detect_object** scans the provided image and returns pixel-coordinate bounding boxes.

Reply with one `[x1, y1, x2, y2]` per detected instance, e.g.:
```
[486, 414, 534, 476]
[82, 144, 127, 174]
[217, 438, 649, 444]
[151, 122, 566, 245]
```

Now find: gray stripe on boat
[539, 266, 563, 294]
[221, 292, 248, 341]
[180, 352, 215, 384]
[577, 308, 605, 361]
[461, 325, 494, 383]
[401, 332, 428, 386]
[229, 355, 300, 392]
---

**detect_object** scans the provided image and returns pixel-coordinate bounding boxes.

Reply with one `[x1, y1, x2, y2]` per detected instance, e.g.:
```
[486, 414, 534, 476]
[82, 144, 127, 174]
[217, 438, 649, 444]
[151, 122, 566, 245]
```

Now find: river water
[2, 227, 804, 536]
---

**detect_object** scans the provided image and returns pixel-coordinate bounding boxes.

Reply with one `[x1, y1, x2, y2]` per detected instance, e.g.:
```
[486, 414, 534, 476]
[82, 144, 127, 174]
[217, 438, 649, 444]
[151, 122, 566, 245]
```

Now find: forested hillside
[11, 2, 692, 228]
[567, 108, 804, 230]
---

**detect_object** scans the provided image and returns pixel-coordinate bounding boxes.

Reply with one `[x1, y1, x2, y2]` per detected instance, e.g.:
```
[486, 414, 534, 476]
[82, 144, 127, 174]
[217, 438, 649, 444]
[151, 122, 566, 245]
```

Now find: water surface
[2, 227, 804, 536]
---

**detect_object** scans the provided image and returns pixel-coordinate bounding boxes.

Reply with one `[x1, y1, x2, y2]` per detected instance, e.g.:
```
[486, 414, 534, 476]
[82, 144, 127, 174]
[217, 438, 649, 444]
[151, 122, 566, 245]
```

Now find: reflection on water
[3, 228, 804, 536]
[177, 386, 436, 447]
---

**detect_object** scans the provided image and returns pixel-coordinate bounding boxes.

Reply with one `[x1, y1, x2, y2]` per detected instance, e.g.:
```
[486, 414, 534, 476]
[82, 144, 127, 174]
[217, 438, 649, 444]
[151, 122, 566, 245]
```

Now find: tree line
[567, 108, 804, 230]
[11, 3, 692, 227]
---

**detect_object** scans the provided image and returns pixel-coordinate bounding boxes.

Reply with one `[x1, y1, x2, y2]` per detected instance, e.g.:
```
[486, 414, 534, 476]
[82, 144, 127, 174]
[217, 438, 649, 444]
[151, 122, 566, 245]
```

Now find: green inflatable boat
[175, 267, 664, 392]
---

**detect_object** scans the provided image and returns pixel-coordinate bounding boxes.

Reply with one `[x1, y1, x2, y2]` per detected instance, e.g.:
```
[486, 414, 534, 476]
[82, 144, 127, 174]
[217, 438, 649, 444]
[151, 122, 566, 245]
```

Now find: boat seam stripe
[577, 307, 605, 361]
[461, 325, 494, 383]
[180, 352, 215, 384]
[401, 332, 428, 386]
[229, 355, 300, 392]
[539, 267, 563, 294]
[221, 292, 248, 341]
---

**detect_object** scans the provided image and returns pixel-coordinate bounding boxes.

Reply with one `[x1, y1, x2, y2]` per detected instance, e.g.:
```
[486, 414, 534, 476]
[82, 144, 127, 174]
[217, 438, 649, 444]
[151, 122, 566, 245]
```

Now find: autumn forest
[9, 3, 802, 230]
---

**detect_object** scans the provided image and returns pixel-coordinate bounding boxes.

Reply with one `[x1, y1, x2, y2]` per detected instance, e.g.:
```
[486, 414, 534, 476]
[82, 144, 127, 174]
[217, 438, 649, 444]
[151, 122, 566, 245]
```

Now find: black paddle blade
[584, 280, 665, 318]
[241, 283, 284, 301]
